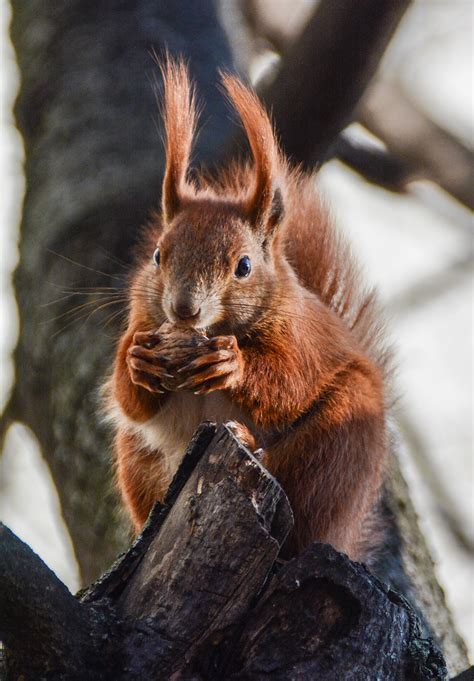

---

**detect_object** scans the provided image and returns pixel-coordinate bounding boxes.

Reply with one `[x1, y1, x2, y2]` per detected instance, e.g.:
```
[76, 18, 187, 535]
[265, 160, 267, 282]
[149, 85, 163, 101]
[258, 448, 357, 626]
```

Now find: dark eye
[235, 255, 251, 278]
[152, 247, 161, 267]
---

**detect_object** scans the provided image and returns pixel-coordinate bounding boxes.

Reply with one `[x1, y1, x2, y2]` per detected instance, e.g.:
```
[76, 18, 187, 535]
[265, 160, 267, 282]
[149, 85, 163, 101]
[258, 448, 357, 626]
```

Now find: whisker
[50, 299, 128, 339]
[221, 301, 321, 327]
[41, 290, 128, 308]
[46, 283, 125, 293]
[47, 249, 126, 283]
[44, 297, 128, 325]
[96, 245, 132, 271]
[102, 306, 130, 330]
[43, 281, 164, 308]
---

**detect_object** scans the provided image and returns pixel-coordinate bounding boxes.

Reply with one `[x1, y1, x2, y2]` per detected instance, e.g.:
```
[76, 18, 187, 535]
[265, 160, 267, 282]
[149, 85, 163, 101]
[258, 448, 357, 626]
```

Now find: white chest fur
[112, 391, 248, 486]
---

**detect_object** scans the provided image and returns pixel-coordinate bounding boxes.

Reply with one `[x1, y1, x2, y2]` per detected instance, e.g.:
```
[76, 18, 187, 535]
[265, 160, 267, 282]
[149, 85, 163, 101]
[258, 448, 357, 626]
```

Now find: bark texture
[0, 424, 452, 681]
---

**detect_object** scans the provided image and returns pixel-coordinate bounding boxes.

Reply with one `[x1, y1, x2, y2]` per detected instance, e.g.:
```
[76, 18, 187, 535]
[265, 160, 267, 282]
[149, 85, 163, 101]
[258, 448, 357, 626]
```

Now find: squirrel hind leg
[115, 428, 169, 533]
[225, 420, 259, 456]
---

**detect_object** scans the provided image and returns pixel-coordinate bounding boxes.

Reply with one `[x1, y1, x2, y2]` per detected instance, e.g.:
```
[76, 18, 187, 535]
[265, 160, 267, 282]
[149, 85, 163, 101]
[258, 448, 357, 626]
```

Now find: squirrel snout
[171, 299, 201, 322]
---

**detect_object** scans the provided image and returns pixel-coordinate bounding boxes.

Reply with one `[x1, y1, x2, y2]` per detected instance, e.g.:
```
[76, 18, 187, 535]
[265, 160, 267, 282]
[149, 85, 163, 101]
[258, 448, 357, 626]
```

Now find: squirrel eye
[235, 255, 251, 278]
[152, 247, 161, 267]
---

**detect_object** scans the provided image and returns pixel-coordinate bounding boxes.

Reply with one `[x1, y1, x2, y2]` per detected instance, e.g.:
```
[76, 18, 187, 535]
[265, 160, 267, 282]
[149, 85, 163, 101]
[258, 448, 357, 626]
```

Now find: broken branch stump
[0, 422, 451, 680]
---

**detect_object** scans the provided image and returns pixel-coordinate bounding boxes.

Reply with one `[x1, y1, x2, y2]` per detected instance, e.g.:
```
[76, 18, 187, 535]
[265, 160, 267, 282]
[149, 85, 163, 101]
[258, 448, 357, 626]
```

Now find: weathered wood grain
[1, 424, 453, 681]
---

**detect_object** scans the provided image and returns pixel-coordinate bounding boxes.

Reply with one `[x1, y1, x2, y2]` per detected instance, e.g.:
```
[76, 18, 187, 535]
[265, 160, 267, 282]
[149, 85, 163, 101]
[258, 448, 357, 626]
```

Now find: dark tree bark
[0, 424, 452, 681]
[0, 524, 105, 681]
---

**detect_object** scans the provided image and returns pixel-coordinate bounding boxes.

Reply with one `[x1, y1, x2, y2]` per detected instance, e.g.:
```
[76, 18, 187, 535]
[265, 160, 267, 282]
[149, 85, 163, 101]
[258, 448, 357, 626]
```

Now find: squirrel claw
[177, 349, 232, 374]
[133, 330, 161, 348]
[176, 359, 239, 392]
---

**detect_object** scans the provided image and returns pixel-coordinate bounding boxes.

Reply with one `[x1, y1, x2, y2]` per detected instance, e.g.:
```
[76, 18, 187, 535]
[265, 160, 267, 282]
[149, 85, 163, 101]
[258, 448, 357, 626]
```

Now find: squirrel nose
[172, 300, 201, 321]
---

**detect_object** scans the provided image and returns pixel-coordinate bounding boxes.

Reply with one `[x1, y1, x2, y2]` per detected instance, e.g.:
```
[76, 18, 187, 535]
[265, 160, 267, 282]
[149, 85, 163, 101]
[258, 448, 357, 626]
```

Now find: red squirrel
[105, 59, 389, 561]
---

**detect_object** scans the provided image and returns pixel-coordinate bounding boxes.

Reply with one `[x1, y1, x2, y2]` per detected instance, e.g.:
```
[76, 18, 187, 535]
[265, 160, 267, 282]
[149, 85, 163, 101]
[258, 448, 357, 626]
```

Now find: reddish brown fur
[116, 429, 169, 529]
[220, 74, 278, 228]
[106, 59, 390, 561]
[160, 59, 198, 222]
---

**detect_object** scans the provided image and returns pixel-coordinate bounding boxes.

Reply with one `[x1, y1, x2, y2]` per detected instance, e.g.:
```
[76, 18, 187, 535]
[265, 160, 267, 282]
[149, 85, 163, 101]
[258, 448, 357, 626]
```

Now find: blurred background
[0, 0, 472, 661]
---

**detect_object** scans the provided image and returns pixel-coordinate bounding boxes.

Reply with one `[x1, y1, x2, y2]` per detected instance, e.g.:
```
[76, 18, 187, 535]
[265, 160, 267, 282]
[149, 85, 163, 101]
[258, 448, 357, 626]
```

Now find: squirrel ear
[266, 186, 285, 233]
[158, 56, 198, 224]
[247, 182, 285, 241]
[258, 187, 284, 250]
[220, 73, 283, 239]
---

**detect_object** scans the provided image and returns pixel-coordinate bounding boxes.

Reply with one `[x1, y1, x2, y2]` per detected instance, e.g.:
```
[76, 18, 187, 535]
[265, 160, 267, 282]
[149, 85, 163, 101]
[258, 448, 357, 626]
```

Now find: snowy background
[1, 0, 472, 655]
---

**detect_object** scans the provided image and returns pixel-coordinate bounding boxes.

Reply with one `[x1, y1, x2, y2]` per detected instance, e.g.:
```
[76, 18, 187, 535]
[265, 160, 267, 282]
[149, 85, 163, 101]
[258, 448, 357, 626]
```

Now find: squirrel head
[137, 59, 287, 336]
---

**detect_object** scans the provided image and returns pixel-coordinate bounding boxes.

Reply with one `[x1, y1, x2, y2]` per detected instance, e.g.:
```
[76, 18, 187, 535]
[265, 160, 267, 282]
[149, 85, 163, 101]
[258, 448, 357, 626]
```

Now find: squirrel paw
[226, 421, 256, 450]
[127, 331, 174, 394]
[176, 335, 243, 395]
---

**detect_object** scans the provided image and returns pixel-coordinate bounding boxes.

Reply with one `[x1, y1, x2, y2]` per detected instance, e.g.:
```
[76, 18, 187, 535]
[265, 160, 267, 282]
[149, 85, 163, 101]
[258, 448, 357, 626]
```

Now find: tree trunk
[6, 0, 238, 583]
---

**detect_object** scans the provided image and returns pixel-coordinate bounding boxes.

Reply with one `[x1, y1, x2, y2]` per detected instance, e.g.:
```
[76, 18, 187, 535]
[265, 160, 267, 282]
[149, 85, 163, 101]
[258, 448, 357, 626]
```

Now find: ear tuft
[158, 55, 198, 224]
[220, 73, 283, 238]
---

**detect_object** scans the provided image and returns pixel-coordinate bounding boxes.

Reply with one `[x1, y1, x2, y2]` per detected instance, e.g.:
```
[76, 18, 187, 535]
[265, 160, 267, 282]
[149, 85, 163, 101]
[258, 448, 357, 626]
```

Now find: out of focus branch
[335, 131, 414, 192]
[359, 81, 474, 210]
[258, 0, 413, 165]
[387, 450, 470, 674]
[244, 0, 474, 210]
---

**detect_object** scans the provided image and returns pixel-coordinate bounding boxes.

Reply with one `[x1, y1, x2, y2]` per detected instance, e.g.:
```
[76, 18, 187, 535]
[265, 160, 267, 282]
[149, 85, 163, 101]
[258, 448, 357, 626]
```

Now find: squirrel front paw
[176, 335, 244, 395]
[126, 331, 174, 394]
[127, 326, 243, 395]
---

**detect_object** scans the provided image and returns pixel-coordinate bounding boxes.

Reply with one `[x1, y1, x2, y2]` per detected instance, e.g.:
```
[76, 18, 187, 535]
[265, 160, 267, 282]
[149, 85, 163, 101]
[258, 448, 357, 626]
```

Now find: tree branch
[335, 131, 415, 192]
[0, 525, 104, 680]
[259, 0, 412, 165]
[359, 81, 474, 210]
[226, 544, 446, 680]
[245, 0, 474, 210]
[386, 444, 470, 675]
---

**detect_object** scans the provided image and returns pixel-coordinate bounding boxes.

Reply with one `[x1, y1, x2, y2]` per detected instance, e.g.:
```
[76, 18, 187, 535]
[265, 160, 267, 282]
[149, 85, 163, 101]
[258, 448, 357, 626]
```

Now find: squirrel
[105, 58, 390, 562]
